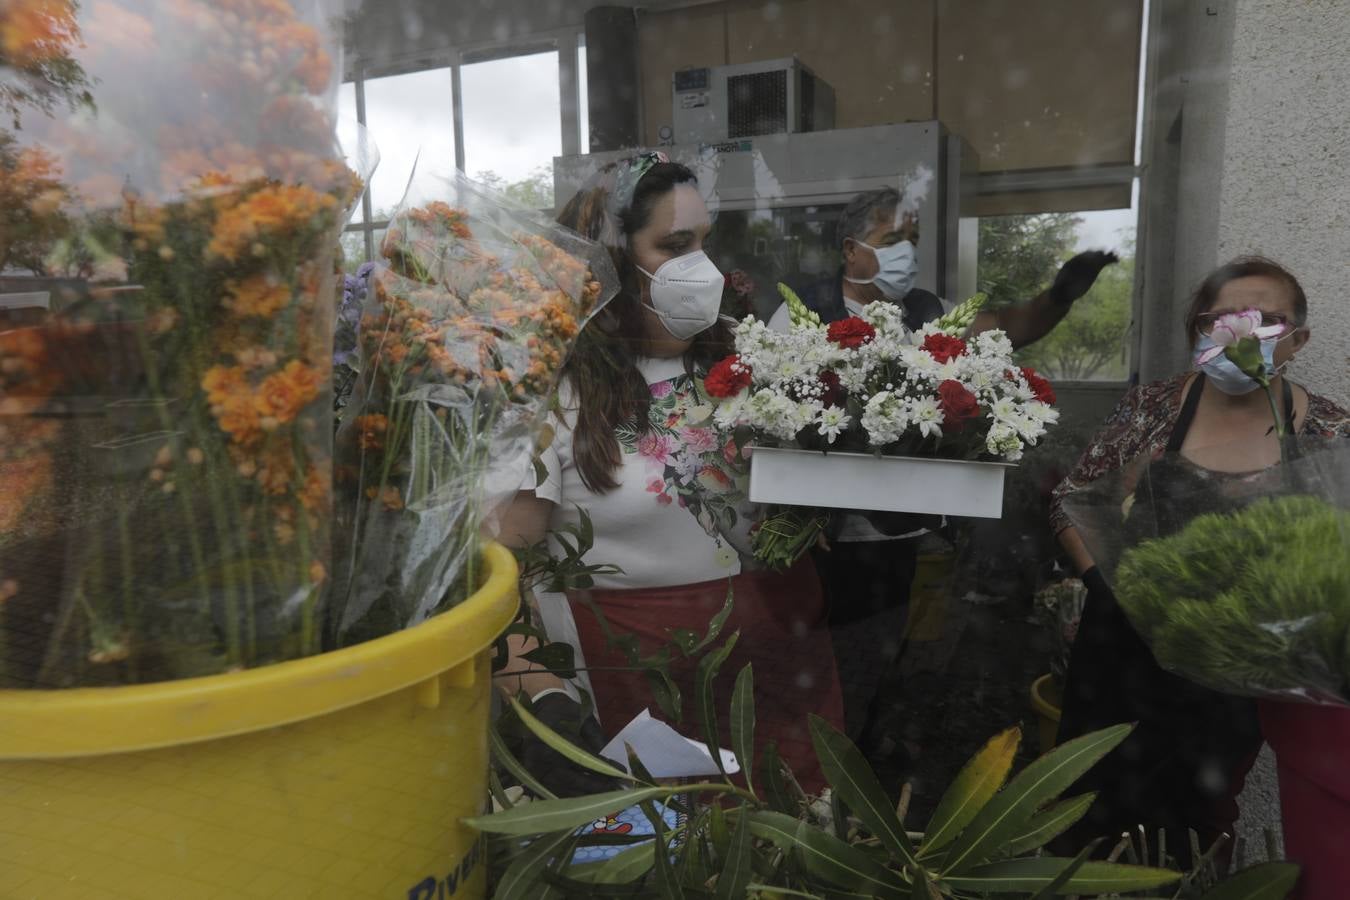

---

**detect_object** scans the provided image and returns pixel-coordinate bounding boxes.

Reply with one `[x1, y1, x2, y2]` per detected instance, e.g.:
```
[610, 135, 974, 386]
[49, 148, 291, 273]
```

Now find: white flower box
[748, 446, 1013, 519]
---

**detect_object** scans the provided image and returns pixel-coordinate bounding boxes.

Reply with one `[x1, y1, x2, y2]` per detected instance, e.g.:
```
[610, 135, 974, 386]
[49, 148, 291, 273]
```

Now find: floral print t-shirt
[533, 356, 758, 590]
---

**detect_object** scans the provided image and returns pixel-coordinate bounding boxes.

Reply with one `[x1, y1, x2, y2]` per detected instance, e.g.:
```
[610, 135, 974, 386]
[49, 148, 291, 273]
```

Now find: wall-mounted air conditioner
[671, 57, 835, 145]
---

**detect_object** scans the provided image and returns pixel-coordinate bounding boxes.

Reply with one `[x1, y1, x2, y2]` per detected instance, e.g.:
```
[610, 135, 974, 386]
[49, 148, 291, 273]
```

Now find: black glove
[1048, 250, 1119, 306]
[518, 692, 621, 798]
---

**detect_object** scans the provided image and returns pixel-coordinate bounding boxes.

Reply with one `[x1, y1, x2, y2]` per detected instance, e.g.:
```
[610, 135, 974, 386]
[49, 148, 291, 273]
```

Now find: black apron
[1054, 375, 1293, 864]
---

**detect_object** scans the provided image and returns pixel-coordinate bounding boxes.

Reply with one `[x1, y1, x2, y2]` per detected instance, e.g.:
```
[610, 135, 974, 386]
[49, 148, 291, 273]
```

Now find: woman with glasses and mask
[497, 153, 845, 795]
[1049, 256, 1347, 863]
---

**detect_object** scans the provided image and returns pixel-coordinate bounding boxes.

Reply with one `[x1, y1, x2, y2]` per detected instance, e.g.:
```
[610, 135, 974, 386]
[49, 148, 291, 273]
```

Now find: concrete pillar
[1216, 0, 1350, 406]
[1135, 0, 1237, 385]
[1138, 0, 1350, 406]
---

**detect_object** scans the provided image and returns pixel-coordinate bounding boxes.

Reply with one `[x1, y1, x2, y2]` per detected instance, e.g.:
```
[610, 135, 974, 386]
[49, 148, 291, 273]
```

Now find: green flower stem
[114, 484, 139, 679]
[1264, 383, 1288, 462]
[133, 327, 213, 652]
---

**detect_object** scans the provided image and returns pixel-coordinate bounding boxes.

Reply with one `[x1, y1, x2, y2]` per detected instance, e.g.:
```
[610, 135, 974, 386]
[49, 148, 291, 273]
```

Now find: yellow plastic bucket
[0, 542, 517, 900]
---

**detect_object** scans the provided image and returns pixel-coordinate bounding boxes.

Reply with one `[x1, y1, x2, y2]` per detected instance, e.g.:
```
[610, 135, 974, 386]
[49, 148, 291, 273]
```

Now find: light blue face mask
[1193, 333, 1286, 395]
[844, 239, 918, 301]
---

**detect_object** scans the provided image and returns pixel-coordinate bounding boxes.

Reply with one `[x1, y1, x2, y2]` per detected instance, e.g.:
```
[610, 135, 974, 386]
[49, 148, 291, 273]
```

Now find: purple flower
[340, 263, 373, 327]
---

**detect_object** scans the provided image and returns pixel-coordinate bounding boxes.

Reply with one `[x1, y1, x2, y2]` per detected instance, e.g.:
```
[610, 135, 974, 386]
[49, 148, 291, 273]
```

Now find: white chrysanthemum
[913, 320, 948, 341]
[899, 345, 942, 382]
[1006, 413, 1044, 445]
[1007, 380, 1036, 403]
[713, 393, 749, 429]
[816, 406, 852, 444]
[934, 358, 963, 383]
[988, 396, 1022, 423]
[1020, 401, 1060, 432]
[908, 396, 944, 439]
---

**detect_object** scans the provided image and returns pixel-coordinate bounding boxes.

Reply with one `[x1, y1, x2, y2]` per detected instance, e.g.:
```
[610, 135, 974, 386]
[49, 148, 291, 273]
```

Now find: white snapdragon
[973, 329, 1015, 359]
[861, 391, 908, 446]
[861, 302, 910, 342]
[836, 361, 874, 397]
[745, 389, 817, 442]
[986, 421, 1025, 461]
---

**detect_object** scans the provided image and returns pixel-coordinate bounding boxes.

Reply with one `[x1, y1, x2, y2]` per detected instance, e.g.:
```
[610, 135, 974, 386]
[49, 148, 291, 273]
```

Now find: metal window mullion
[451, 54, 466, 174]
[354, 73, 375, 261]
[558, 33, 580, 158]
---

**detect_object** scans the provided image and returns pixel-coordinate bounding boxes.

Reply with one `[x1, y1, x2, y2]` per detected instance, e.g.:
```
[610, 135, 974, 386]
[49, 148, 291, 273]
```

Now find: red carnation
[921, 333, 967, 363]
[705, 354, 752, 398]
[937, 379, 980, 431]
[1020, 366, 1056, 405]
[819, 370, 846, 407]
[827, 318, 876, 349]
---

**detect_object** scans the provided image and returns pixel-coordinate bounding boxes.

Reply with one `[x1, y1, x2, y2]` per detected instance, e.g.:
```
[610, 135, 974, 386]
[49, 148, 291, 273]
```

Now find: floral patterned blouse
[1049, 374, 1349, 534]
[534, 356, 758, 590]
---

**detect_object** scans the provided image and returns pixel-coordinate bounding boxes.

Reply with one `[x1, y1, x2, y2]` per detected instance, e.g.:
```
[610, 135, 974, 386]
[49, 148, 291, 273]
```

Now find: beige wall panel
[936, 0, 1142, 172]
[975, 184, 1131, 217]
[723, 0, 935, 129]
[639, 4, 729, 145]
[348, 0, 597, 68]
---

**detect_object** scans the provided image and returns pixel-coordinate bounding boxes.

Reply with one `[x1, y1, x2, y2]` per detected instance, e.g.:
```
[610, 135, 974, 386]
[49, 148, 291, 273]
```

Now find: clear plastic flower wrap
[1060, 436, 1350, 705]
[330, 167, 619, 646]
[0, 0, 361, 688]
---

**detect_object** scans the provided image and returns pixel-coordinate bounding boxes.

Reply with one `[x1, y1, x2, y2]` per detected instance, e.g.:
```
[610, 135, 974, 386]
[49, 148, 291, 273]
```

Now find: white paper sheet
[599, 708, 740, 779]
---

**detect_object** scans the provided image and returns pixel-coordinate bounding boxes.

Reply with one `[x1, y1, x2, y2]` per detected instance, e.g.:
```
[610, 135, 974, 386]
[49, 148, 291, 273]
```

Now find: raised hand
[1049, 250, 1120, 306]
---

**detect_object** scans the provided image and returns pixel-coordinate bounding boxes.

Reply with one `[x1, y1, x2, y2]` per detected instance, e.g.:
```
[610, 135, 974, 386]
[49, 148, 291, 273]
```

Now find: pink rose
[650, 381, 674, 399]
[656, 492, 673, 506]
[722, 438, 739, 465]
[646, 478, 666, 494]
[681, 427, 719, 456]
[637, 432, 674, 464]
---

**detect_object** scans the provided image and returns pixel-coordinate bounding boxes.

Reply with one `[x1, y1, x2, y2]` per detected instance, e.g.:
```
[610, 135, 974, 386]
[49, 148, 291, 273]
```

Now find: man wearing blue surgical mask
[767, 187, 1116, 339]
[764, 186, 1118, 759]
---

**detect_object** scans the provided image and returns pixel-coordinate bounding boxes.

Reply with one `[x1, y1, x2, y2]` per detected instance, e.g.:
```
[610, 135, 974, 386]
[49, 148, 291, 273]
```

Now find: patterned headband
[611, 150, 671, 213]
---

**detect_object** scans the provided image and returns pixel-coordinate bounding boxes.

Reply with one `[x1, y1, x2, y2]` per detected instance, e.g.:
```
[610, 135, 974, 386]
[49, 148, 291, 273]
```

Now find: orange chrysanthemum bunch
[330, 179, 614, 644]
[0, 0, 362, 688]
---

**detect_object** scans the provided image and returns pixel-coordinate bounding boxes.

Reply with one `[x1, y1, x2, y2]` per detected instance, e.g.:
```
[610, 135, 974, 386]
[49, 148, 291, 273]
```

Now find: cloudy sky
[340, 48, 1137, 253]
[341, 50, 565, 218]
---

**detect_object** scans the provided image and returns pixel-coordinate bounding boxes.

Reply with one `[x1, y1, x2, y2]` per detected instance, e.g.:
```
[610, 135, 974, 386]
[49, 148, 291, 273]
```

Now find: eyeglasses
[1195, 311, 1295, 335]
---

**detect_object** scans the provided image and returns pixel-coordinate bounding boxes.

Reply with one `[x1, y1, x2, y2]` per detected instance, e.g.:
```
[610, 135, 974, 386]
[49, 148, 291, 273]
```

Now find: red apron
[569, 557, 845, 794]
[1259, 700, 1350, 900]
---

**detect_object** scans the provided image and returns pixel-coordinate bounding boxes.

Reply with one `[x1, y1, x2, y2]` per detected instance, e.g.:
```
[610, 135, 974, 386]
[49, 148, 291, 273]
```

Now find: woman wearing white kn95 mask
[495, 153, 845, 799]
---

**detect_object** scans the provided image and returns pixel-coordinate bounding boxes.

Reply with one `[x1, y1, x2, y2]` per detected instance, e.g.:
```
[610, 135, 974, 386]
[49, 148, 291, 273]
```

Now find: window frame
[341, 27, 586, 262]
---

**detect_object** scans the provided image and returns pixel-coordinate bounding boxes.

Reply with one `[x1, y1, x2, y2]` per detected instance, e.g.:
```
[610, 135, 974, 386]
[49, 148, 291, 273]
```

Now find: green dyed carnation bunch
[1117, 494, 1350, 702]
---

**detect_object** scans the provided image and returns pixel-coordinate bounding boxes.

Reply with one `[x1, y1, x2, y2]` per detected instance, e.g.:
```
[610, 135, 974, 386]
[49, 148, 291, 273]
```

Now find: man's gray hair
[835, 187, 900, 250]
